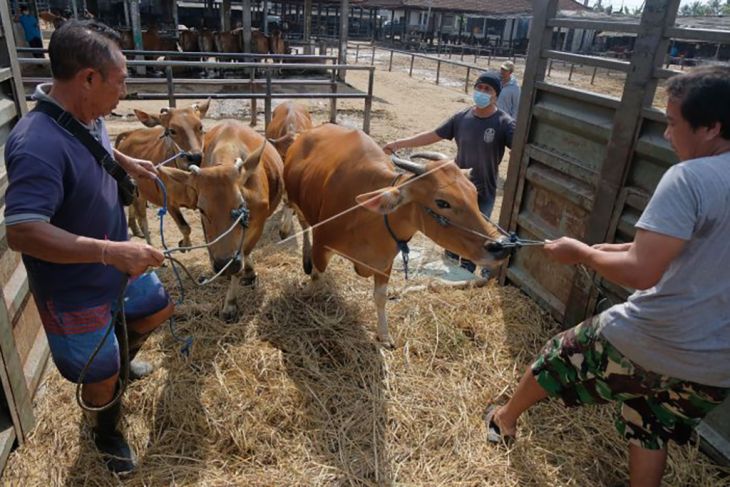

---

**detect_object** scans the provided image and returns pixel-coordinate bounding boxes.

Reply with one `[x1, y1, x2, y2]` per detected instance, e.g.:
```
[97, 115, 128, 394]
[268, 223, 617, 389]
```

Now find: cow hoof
[178, 239, 191, 252]
[303, 258, 313, 275]
[241, 273, 257, 287]
[377, 337, 396, 350]
[221, 306, 238, 323]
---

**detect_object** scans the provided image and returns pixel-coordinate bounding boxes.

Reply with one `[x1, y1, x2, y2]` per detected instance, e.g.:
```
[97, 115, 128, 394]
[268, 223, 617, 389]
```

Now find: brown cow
[166, 121, 284, 321]
[214, 28, 242, 54]
[284, 124, 512, 347]
[198, 29, 216, 53]
[39, 10, 66, 29]
[265, 102, 313, 239]
[179, 29, 200, 53]
[115, 100, 210, 246]
[251, 30, 270, 54]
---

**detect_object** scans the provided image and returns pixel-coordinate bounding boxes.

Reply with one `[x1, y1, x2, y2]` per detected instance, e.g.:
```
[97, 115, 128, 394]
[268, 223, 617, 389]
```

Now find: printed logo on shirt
[483, 128, 496, 144]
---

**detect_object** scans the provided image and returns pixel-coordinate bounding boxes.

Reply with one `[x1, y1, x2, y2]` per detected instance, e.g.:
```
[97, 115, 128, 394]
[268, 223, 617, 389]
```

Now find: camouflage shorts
[532, 316, 730, 450]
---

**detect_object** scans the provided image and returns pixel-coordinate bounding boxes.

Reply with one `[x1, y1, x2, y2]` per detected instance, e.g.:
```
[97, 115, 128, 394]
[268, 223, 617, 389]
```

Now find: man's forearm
[392, 131, 442, 150]
[580, 247, 651, 290]
[7, 221, 105, 265]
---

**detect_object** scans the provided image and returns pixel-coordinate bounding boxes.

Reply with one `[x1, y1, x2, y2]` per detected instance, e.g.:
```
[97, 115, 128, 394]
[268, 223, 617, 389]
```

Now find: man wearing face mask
[383, 71, 516, 276]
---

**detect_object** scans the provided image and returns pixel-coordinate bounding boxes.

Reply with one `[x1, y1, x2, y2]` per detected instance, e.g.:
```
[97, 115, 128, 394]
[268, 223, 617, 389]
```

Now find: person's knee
[48, 332, 120, 384]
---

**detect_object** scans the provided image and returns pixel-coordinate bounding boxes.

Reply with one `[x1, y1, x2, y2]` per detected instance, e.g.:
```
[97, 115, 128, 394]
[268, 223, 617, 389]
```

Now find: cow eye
[168, 128, 177, 136]
[435, 199, 451, 209]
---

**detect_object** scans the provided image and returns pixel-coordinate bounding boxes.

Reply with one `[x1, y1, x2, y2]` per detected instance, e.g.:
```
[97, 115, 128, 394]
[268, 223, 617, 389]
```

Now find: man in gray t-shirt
[383, 71, 515, 276]
[484, 66, 730, 487]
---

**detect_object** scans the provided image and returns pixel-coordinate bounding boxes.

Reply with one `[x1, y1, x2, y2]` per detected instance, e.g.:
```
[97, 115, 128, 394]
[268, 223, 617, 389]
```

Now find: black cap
[474, 71, 502, 96]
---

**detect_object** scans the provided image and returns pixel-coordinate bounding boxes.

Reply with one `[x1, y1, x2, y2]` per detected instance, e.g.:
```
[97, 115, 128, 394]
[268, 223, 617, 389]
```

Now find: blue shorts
[37, 271, 170, 384]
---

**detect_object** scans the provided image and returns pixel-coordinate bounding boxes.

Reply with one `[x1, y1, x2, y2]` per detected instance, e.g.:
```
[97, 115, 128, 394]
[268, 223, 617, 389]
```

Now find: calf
[115, 100, 210, 246]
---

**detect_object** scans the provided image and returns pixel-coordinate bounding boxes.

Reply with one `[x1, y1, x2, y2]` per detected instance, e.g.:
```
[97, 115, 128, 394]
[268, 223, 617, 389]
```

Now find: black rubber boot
[126, 329, 155, 381]
[90, 400, 137, 474]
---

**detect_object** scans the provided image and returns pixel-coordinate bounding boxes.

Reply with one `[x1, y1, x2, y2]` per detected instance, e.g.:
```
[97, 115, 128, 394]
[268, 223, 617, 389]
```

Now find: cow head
[133, 99, 210, 168]
[267, 122, 298, 159]
[355, 153, 513, 270]
[168, 142, 266, 276]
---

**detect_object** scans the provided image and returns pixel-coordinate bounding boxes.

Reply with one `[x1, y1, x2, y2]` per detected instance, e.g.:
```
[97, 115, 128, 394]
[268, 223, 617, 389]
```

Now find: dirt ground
[4, 48, 727, 486]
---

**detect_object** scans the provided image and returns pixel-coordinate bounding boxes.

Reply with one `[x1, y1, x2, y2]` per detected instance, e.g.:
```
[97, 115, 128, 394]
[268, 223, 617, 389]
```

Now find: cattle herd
[125, 101, 510, 347]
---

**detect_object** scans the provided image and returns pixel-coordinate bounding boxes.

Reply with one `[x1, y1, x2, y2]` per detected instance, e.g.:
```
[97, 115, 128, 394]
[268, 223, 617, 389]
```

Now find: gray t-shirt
[600, 151, 730, 387]
[435, 108, 515, 204]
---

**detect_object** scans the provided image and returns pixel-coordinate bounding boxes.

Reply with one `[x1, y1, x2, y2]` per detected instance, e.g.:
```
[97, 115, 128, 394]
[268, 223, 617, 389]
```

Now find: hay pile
[4, 208, 728, 486]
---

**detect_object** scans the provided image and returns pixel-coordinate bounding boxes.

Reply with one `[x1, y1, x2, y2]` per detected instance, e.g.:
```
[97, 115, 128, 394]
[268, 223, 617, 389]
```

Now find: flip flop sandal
[483, 405, 515, 446]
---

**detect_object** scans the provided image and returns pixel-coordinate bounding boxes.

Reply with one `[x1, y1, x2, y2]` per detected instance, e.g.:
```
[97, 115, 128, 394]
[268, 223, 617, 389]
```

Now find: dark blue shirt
[4, 110, 128, 308]
[435, 107, 515, 202]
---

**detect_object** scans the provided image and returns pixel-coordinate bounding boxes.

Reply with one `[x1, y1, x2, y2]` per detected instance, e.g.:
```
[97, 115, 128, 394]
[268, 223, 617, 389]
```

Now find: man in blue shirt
[15, 6, 43, 57]
[5, 20, 170, 474]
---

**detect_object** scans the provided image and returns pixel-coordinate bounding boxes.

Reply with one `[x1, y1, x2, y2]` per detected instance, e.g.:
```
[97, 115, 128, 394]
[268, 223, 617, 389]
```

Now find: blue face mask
[473, 90, 492, 108]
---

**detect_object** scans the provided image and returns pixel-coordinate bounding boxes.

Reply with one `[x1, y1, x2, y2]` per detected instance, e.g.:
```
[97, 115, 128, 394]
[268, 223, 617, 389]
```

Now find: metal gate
[0, 2, 50, 473]
[499, 0, 730, 464]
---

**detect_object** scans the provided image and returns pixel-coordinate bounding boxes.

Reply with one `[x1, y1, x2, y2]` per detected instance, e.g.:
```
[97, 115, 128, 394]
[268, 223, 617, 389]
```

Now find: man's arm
[7, 222, 164, 276]
[383, 131, 443, 155]
[113, 148, 158, 181]
[544, 229, 686, 290]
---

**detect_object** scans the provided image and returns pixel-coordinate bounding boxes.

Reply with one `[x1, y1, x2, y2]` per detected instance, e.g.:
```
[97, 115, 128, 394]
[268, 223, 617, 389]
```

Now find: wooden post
[303, 0, 312, 53]
[409, 53, 414, 76]
[499, 0, 559, 257]
[436, 59, 441, 85]
[221, 0, 231, 31]
[129, 0, 145, 76]
[263, 0, 269, 35]
[355, 43, 360, 63]
[329, 68, 338, 122]
[172, 0, 179, 32]
[337, 0, 349, 81]
[264, 68, 272, 127]
[371, 44, 376, 65]
[568, 62, 575, 80]
[388, 48, 394, 71]
[363, 68, 374, 133]
[591, 65, 598, 84]
[242, 0, 252, 54]
[166, 66, 176, 107]
[464, 66, 470, 93]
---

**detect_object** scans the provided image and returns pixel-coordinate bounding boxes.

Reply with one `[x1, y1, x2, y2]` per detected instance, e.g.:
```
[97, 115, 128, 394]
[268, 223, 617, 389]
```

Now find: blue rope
[155, 177, 193, 356]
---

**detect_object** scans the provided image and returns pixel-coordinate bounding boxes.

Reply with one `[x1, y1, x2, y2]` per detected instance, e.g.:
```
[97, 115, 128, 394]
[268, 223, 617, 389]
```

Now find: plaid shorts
[532, 315, 730, 450]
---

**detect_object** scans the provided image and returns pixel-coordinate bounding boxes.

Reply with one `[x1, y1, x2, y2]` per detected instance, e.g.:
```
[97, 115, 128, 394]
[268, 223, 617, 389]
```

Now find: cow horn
[234, 157, 244, 171]
[391, 154, 426, 175]
[160, 107, 171, 114]
[410, 151, 448, 161]
[189, 164, 201, 174]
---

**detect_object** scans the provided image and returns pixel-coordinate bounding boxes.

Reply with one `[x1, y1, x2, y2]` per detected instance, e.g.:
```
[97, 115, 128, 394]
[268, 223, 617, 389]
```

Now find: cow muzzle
[213, 254, 242, 275]
[184, 152, 203, 165]
[485, 237, 516, 261]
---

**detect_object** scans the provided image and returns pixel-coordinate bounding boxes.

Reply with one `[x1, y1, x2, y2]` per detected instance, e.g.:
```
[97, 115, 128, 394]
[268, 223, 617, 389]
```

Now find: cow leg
[296, 212, 314, 276]
[221, 275, 240, 322]
[128, 204, 144, 239]
[278, 196, 295, 240]
[374, 273, 395, 349]
[242, 252, 257, 286]
[168, 206, 192, 250]
[250, 99, 258, 127]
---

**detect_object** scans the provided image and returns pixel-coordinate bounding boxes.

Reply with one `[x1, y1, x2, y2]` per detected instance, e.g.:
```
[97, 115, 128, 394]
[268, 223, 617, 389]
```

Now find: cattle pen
[1, 0, 730, 485]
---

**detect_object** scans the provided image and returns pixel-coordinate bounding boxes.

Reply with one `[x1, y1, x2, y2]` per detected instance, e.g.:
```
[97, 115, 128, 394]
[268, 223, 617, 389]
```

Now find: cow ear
[134, 109, 161, 128]
[193, 98, 211, 118]
[235, 142, 266, 178]
[355, 187, 408, 214]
